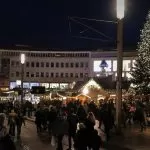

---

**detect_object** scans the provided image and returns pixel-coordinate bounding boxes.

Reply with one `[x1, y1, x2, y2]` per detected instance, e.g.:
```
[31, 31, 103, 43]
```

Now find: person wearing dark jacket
[67, 108, 78, 150]
[48, 106, 57, 135]
[0, 113, 16, 150]
[74, 123, 88, 150]
[35, 108, 43, 133]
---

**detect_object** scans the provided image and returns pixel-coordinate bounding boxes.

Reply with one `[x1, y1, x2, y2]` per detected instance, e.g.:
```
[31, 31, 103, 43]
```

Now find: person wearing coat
[8, 110, 17, 137]
[0, 113, 16, 150]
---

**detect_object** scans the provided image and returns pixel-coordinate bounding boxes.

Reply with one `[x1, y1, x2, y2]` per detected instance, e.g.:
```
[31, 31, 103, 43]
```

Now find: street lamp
[116, 0, 124, 133]
[20, 53, 25, 107]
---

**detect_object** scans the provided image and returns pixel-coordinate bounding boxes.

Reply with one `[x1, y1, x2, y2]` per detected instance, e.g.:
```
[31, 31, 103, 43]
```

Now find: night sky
[0, 0, 149, 50]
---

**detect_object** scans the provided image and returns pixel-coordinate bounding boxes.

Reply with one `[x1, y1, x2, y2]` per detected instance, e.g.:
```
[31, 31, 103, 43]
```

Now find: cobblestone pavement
[15, 121, 150, 150]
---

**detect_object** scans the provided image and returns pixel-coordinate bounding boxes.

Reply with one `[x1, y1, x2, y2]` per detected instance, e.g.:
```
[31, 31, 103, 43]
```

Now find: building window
[56, 73, 59, 77]
[31, 73, 34, 77]
[75, 73, 78, 78]
[75, 63, 79, 68]
[41, 72, 44, 77]
[56, 62, 59, 68]
[26, 72, 29, 77]
[61, 63, 64, 68]
[26, 62, 29, 67]
[46, 62, 49, 67]
[31, 62, 34, 67]
[80, 73, 83, 78]
[70, 73, 73, 77]
[65, 63, 69, 68]
[36, 62, 39, 67]
[65, 73, 68, 77]
[41, 62, 44, 67]
[16, 61, 19, 67]
[71, 63, 74, 68]
[51, 62, 54, 68]
[80, 62, 84, 68]
[60, 73, 64, 78]
[123, 60, 131, 71]
[11, 61, 15, 67]
[46, 72, 49, 77]
[36, 72, 39, 77]
[51, 73, 54, 77]
[16, 72, 19, 77]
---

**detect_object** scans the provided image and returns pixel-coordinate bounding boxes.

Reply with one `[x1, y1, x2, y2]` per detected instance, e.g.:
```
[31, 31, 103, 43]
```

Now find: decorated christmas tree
[131, 11, 150, 94]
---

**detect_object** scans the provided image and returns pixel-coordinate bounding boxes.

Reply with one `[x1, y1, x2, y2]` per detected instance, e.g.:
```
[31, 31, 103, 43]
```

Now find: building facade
[0, 49, 137, 90]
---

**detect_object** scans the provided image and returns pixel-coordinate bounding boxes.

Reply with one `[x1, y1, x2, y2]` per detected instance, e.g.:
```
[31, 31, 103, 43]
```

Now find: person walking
[67, 108, 78, 150]
[0, 113, 16, 150]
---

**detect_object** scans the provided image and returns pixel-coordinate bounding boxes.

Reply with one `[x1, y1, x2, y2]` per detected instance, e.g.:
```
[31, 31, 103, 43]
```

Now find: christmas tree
[131, 11, 150, 94]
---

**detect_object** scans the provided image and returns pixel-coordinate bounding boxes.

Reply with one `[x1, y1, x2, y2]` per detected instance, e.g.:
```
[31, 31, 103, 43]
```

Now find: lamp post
[20, 54, 25, 107]
[116, 0, 124, 133]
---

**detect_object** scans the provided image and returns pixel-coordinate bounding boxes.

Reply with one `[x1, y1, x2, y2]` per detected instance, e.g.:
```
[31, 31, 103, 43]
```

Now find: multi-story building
[0, 48, 137, 90]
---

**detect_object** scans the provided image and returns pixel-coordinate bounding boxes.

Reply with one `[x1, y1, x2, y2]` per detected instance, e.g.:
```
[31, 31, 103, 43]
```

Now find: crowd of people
[0, 98, 149, 150]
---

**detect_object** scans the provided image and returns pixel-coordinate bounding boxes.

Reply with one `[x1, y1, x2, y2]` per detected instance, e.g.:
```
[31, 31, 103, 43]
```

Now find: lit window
[50, 83, 59, 89]
[113, 60, 117, 71]
[123, 60, 131, 71]
[94, 60, 112, 72]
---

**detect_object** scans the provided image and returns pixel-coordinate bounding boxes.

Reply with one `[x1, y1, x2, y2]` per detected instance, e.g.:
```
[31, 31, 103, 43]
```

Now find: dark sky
[0, 0, 149, 50]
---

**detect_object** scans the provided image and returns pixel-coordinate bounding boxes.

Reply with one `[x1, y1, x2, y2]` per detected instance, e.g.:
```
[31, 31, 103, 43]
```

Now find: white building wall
[0, 49, 137, 89]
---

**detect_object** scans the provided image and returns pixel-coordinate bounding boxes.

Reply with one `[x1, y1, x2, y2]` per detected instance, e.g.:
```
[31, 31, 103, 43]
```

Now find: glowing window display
[113, 60, 117, 71]
[123, 60, 131, 71]
[50, 83, 59, 89]
[40, 83, 49, 88]
[60, 83, 69, 89]
[113, 60, 131, 71]
[10, 82, 17, 89]
[23, 83, 30, 88]
[30, 83, 39, 88]
[93, 60, 112, 72]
